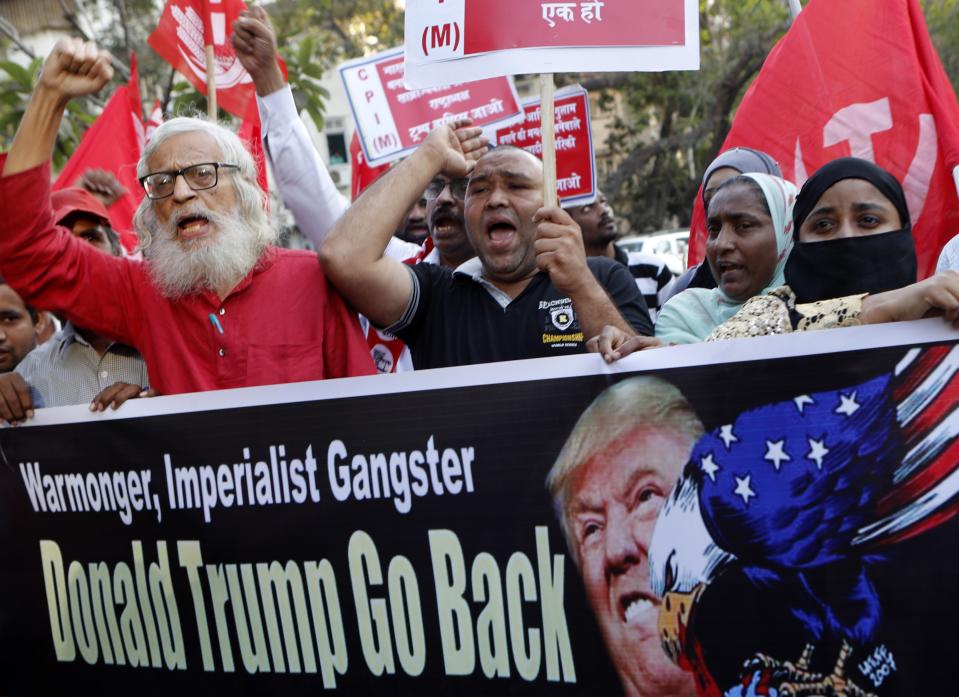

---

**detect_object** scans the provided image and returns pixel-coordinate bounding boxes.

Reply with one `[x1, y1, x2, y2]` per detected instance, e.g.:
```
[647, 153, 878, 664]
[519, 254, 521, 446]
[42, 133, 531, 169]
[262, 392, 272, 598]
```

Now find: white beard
[147, 203, 275, 299]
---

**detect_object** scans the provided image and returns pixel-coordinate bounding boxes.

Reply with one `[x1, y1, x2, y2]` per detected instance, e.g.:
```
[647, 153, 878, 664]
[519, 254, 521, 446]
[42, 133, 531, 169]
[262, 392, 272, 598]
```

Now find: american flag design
[650, 346, 959, 696]
[692, 346, 959, 563]
[694, 374, 899, 569]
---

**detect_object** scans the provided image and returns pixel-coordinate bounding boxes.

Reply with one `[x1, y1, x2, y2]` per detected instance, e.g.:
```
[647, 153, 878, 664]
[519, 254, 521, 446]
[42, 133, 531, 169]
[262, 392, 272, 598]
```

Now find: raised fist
[232, 6, 281, 83]
[39, 38, 113, 99]
[422, 120, 489, 178]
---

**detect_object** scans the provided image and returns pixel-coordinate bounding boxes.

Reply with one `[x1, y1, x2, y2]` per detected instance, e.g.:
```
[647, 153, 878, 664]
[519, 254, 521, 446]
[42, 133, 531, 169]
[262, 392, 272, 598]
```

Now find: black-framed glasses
[139, 162, 240, 200]
[425, 176, 469, 201]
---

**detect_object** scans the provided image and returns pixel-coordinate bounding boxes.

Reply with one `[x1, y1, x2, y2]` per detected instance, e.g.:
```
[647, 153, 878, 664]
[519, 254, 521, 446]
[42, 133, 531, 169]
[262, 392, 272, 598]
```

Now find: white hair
[132, 117, 278, 298]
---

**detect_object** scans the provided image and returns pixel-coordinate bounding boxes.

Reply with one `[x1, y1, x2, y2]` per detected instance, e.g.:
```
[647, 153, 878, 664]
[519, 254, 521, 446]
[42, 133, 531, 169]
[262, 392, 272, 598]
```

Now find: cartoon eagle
[648, 345, 959, 696]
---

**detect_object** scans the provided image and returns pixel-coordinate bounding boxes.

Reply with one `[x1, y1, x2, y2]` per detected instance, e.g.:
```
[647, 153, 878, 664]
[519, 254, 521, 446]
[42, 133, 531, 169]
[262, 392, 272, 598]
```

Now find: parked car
[617, 230, 689, 276]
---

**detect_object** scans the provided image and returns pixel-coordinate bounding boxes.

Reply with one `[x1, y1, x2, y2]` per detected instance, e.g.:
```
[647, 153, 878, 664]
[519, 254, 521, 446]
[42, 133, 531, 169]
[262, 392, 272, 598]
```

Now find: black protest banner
[0, 320, 957, 696]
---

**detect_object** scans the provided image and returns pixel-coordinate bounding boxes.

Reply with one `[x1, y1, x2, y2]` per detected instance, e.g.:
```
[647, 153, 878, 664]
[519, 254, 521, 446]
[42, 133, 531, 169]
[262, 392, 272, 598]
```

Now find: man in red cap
[0, 187, 151, 423]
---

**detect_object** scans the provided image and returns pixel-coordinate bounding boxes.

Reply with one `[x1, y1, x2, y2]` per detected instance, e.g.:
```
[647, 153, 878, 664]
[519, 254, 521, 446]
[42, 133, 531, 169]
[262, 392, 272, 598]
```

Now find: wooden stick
[205, 44, 217, 119]
[540, 73, 557, 207]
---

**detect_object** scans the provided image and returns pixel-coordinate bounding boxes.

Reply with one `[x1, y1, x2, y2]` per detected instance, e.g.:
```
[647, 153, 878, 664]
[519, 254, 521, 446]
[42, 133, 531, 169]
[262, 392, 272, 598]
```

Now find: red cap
[51, 187, 111, 227]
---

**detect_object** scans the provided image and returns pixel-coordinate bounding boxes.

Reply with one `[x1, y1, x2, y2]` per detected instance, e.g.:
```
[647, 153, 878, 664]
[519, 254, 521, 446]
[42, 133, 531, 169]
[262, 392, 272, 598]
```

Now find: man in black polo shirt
[319, 123, 652, 370]
[568, 189, 673, 321]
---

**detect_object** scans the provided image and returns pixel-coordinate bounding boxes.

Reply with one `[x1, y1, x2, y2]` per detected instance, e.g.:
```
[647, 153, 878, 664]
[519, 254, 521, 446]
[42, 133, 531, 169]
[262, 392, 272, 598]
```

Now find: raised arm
[3, 39, 112, 176]
[319, 123, 487, 327]
[0, 39, 142, 348]
[233, 8, 348, 246]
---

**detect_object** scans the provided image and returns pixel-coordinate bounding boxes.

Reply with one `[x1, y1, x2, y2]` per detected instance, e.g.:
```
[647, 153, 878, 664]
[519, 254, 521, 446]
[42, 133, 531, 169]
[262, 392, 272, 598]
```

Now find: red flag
[688, 0, 959, 279]
[148, 0, 271, 119]
[350, 131, 389, 200]
[54, 53, 144, 253]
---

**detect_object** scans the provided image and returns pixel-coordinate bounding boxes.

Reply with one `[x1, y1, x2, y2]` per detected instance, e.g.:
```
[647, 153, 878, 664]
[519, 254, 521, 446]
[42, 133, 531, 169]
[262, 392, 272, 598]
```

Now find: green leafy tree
[923, 0, 959, 95]
[266, 0, 405, 127]
[0, 52, 96, 168]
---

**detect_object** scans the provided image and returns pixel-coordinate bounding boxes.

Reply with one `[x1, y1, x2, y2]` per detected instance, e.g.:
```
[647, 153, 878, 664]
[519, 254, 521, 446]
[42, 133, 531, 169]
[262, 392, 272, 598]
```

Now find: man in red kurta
[0, 38, 374, 395]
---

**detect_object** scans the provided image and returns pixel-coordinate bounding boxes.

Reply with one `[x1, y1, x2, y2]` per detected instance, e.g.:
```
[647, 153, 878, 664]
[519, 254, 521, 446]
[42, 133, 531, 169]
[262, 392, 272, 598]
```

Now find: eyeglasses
[139, 162, 239, 200]
[425, 177, 469, 201]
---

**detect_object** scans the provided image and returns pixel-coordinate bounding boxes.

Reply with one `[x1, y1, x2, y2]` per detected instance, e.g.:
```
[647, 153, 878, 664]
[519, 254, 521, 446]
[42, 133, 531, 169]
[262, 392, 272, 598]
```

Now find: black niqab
[785, 158, 917, 303]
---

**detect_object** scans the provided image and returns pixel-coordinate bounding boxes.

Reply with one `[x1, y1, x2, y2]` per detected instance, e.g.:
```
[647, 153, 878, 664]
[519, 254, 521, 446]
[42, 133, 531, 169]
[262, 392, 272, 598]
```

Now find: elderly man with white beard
[0, 38, 375, 395]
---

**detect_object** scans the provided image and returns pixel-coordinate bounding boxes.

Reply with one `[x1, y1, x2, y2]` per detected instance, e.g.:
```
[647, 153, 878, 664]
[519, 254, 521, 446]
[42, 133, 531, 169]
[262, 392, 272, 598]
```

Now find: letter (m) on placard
[431, 23, 452, 49]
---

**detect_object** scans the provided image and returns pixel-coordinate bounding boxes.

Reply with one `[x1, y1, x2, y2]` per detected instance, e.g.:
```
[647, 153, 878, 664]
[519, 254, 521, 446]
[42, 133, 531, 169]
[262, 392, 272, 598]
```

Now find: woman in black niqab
[785, 157, 917, 303]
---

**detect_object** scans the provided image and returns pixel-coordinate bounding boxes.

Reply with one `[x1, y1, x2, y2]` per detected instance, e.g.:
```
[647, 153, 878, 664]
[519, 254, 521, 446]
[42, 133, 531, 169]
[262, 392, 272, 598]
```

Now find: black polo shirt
[385, 256, 652, 370]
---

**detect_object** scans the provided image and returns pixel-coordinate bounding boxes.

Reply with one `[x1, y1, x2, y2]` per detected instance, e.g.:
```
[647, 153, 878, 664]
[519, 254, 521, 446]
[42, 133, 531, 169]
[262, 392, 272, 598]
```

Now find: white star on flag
[764, 439, 791, 470]
[701, 453, 720, 482]
[734, 475, 756, 504]
[718, 424, 738, 450]
[794, 395, 815, 413]
[806, 437, 830, 470]
[835, 391, 861, 416]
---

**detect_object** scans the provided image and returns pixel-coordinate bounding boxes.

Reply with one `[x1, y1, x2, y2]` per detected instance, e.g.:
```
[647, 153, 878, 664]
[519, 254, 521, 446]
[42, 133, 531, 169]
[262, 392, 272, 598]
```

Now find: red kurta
[0, 157, 375, 395]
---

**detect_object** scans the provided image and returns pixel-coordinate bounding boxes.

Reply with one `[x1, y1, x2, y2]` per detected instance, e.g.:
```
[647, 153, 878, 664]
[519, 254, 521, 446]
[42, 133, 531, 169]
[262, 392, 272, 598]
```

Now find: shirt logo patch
[551, 307, 575, 331]
[371, 344, 395, 374]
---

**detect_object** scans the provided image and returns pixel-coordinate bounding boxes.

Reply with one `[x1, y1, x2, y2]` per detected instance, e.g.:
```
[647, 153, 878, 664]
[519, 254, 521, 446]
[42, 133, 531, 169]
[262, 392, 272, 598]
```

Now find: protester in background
[569, 189, 672, 320]
[0, 38, 374, 395]
[785, 157, 917, 302]
[662, 147, 784, 303]
[0, 188, 151, 424]
[395, 195, 429, 244]
[422, 173, 477, 268]
[320, 126, 652, 369]
[0, 278, 42, 373]
[547, 376, 700, 697]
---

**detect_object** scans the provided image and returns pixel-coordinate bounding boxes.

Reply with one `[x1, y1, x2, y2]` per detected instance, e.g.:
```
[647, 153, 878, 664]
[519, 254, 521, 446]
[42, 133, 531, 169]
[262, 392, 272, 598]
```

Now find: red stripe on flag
[878, 434, 959, 517]
[901, 373, 959, 447]
[867, 503, 959, 549]
[893, 345, 954, 403]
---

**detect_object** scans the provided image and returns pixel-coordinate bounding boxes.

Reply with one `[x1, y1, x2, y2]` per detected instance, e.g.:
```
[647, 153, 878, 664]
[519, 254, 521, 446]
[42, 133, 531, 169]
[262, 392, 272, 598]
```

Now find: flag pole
[205, 44, 218, 118]
[540, 73, 557, 207]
